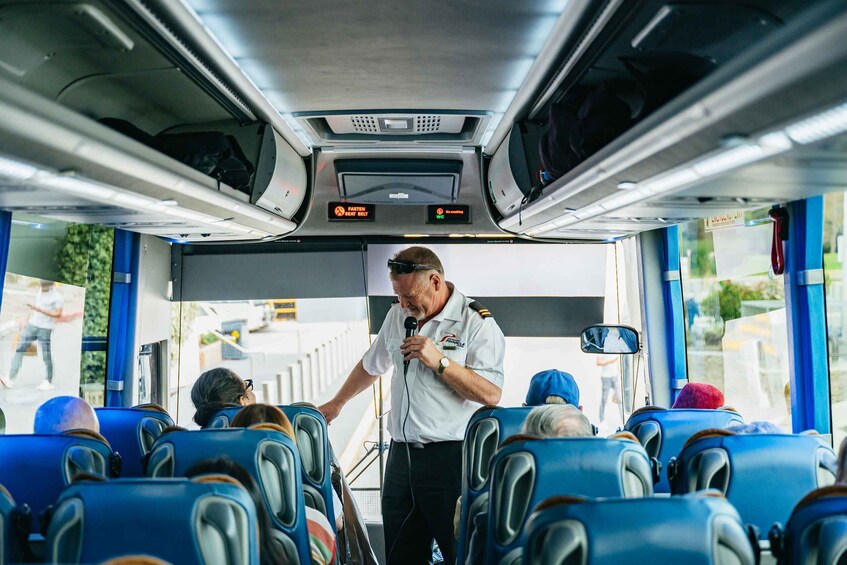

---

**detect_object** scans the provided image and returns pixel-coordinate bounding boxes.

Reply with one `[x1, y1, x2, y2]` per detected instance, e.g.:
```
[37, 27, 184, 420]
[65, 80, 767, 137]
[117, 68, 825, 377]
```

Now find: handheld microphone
[403, 316, 418, 377]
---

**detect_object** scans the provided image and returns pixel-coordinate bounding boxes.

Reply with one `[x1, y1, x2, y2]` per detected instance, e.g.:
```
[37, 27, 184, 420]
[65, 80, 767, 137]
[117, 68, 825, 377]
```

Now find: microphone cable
[386, 316, 418, 564]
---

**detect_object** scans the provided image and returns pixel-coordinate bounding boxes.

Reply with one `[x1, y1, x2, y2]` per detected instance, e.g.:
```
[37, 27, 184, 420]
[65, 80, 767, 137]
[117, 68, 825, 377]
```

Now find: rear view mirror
[581, 325, 639, 354]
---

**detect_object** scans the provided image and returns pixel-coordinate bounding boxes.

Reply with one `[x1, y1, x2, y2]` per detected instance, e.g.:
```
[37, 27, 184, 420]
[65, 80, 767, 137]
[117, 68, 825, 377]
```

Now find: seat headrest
[682, 428, 735, 450]
[498, 433, 541, 448]
[630, 405, 664, 417]
[609, 431, 639, 443]
[533, 495, 587, 512]
[71, 472, 108, 484]
[133, 404, 169, 415]
[63, 428, 111, 447]
[792, 484, 847, 512]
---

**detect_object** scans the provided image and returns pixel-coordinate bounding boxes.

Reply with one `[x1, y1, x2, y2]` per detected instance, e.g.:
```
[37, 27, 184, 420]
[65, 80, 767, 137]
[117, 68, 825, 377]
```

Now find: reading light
[0, 155, 39, 180]
[785, 102, 847, 144]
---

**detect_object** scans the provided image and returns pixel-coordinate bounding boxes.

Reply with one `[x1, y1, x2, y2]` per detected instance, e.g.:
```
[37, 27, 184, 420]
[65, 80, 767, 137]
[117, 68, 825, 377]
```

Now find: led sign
[328, 202, 375, 221]
[427, 204, 471, 224]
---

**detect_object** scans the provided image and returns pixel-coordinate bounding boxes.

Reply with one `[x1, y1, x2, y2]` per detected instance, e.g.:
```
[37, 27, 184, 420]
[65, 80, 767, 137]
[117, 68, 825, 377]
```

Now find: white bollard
[299, 358, 311, 400]
[274, 373, 288, 404]
[288, 364, 298, 403]
[319, 344, 328, 392]
[262, 381, 277, 406]
[309, 349, 321, 398]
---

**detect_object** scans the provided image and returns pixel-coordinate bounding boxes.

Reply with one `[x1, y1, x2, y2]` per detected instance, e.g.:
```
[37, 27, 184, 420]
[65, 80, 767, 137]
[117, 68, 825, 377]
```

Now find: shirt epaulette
[468, 301, 493, 319]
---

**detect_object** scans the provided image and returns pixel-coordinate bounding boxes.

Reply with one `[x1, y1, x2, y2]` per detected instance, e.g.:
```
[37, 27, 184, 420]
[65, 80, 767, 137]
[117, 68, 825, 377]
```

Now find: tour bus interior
[0, 0, 847, 563]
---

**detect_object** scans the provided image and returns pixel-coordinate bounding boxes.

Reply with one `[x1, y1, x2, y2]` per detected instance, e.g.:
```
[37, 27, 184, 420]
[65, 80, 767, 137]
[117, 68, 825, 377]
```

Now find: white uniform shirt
[30, 287, 64, 329]
[362, 284, 505, 444]
[599, 354, 619, 378]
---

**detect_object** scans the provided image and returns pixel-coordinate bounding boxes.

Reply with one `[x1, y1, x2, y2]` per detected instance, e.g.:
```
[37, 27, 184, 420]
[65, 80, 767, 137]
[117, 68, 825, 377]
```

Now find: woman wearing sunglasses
[190, 367, 255, 427]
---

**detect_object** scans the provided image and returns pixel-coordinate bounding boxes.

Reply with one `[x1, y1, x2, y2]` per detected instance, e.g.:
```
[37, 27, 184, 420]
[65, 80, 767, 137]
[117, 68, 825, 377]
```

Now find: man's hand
[401, 335, 443, 371]
[317, 399, 342, 424]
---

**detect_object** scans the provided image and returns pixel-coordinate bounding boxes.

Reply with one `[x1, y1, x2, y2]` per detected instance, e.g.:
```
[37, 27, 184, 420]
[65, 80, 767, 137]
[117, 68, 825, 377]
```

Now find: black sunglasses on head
[244, 379, 253, 392]
[387, 259, 437, 275]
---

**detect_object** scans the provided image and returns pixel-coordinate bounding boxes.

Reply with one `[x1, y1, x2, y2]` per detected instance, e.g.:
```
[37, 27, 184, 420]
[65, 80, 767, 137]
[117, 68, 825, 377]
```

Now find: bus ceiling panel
[178, 0, 572, 114]
[291, 150, 505, 237]
[175, 250, 367, 302]
[497, 2, 847, 231]
[0, 76, 295, 241]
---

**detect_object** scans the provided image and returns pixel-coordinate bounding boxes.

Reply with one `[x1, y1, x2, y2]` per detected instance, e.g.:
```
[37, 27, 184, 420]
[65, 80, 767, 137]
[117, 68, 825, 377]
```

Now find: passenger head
[231, 404, 295, 440]
[521, 404, 593, 438]
[40, 279, 54, 290]
[185, 456, 287, 565]
[837, 436, 846, 484]
[727, 421, 784, 434]
[388, 246, 446, 322]
[671, 382, 724, 409]
[191, 368, 255, 427]
[524, 369, 579, 407]
[33, 396, 99, 434]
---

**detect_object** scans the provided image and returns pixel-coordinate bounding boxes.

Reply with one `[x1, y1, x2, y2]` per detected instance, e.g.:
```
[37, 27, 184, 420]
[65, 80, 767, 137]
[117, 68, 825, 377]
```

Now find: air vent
[416, 115, 442, 133]
[350, 116, 378, 133]
[320, 113, 471, 137]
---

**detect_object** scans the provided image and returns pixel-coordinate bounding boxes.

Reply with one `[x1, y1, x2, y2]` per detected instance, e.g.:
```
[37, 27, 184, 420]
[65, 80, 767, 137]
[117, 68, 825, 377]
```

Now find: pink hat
[672, 383, 724, 409]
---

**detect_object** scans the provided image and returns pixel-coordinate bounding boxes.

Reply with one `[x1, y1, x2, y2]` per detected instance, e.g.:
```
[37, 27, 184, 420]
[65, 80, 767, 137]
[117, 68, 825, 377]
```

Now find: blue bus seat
[624, 406, 744, 492]
[484, 435, 653, 564]
[0, 431, 119, 532]
[458, 406, 531, 565]
[668, 430, 837, 539]
[0, 484, 26, 563]
[146, 426, 310, 565]
[207, 403, 336, 525]
[45, 477, 259, 564]
[770, 484, 847, 564]
[95, 404, 174, 477]
[524, 493, 755, 564]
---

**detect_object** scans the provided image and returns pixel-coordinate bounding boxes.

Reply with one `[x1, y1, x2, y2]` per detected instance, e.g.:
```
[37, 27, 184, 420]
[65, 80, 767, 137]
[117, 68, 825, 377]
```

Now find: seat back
[147, 427, 310, 565]
[775, 485, 847, 565]
[458, 406, 531, 564]
[624, 407, 744, 492]
[669, 432, 837, 538]
[0, 484, 23, 564]
[485, 436, 653, 564]
[95, 405, 174, 477]
[45, 477, 258, 565]
[0, 433, 118, 532]
[207, 404, 335, 523]
[525, 493, 755, 564]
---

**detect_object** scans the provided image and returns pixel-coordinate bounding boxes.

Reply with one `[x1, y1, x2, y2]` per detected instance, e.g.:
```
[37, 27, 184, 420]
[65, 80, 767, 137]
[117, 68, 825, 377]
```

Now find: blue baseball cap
[525, 369, 579, 406]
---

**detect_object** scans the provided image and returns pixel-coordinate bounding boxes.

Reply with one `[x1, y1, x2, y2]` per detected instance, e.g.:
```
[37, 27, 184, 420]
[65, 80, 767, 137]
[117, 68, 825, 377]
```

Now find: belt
[393, 440, 463, 450]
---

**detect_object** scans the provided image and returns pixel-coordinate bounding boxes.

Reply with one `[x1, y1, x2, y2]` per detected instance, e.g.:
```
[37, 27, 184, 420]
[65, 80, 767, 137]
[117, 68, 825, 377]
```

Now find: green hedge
[57, 224, 114, 385]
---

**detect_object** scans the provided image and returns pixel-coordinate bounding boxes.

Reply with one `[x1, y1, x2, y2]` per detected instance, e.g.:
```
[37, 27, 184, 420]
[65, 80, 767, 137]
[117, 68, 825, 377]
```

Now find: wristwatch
[436, 356, 450, 376]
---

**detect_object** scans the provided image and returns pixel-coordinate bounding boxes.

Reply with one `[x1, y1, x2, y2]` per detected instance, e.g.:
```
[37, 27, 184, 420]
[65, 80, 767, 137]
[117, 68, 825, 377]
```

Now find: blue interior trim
[784, 197, 830, 434]
[106, 230, 140, 407]
[661, 225, 688, 404]
[0, 211, 11, 314]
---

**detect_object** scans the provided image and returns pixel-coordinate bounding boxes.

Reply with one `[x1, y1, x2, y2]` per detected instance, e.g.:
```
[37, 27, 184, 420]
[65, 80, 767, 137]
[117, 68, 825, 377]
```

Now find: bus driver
[319, 246, 505, 565]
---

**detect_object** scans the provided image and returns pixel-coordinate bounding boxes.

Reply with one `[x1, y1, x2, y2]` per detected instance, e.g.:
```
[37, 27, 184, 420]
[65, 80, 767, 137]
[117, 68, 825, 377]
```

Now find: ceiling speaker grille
[350, 116, 378, 133]
[416, 115, 441, 132]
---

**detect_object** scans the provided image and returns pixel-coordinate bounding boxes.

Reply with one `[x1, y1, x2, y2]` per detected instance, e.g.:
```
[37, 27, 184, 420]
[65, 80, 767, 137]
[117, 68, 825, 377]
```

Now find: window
[0, 214, 114, 433]
[680, 212, 790, 428]
[170, 297, 371, 428]
[823, 192, 847, 447]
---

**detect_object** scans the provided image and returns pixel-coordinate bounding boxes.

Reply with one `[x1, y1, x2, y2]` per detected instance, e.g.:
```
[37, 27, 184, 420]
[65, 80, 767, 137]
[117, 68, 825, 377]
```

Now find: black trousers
[382, 440, 463, 565]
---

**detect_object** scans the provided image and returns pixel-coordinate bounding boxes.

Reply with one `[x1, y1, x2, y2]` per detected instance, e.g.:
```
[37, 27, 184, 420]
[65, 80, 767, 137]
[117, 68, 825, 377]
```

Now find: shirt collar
[431, 282, 463, 323]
